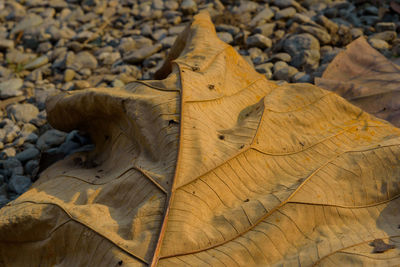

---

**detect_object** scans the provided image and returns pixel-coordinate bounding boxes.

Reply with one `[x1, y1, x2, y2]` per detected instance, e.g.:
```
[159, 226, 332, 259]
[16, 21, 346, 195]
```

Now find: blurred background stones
[0, 0, 400, 207]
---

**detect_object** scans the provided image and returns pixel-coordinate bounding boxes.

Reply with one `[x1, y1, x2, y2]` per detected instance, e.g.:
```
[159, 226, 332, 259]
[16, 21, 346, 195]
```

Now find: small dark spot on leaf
[299, 141, 304, 146]
[62, 171, 67, 174]
[192, 66, 200, 71]
[244, 199, 249, 202]
[98, 169, 103, 172]
[104, 135, 110, 140]
[192, 191, 195, 194]
[208, 84, 215, 90]
[218, 134, 225, 140]
[118, 260, 123, 265]
[168, 120, 179, 126]
[398, 224, 400, 229]
[245, 113, 250, 117]
[95, 175, 100, 179]
[166, 181, 169, 184]
[370, 239, 395, 253]
[239, 144, 244, 149]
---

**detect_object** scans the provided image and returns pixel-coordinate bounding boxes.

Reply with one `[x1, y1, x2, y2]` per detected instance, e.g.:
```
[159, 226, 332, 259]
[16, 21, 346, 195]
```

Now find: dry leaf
[315, 37, 400, 127]
[2, 12, 400, 266]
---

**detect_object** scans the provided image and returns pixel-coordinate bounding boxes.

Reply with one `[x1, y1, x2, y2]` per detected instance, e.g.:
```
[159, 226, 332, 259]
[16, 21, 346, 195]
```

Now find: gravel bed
[0, 0, 399, 207]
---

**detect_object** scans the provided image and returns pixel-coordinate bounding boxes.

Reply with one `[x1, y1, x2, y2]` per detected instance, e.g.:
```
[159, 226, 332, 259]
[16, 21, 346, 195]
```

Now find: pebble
[15, 147, 40, 163]
[275, 7, 297, 20]
[24, 159, 39, 176]
[10, 13, 43, 36]
[24, 55, 49, 70]
[181, 0, 197, 15]
[375, 22, 396, 32]
[7, 103, 39, 123]
[123, 44, 162, 63]
[64, 69, 76, 82]
[369, 31, 397, 42]
[0, 158, 23, 177]
[75, 51, 98, 69]
[292, 72, 312, 83]
[0, 39, 14, 50]
[283, 33, 320, 71]
[217, 32, 233, 44]
[246, 34, 272, 49]
[299, 25, 331, 44]
[8, 175, 31, 195]
[250, 7, 274, 26]
[268, 53, 291, 63]
[0, 78, 23, 99]
[368, 39, 389, 50]
[161, 36, 177, 48]
[254, 23, 276, 37]
[36, 129, 67, 151]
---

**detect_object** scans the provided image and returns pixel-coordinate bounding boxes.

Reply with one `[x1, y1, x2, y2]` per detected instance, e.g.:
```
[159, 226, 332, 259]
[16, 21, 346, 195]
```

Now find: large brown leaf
[2, 12, 400, 266]
[315, 37, 400, 127]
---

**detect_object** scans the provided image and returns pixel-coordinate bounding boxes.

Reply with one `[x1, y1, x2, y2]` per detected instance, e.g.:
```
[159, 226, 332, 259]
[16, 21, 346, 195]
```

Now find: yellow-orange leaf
[1, 12, 400, 267]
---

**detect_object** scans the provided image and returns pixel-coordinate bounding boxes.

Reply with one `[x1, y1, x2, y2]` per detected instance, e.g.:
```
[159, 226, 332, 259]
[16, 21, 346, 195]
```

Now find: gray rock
[0, 158, 23, 176]
[269, 53, 291, 63]
[369, 31, 397, 42]
[25, 159, 39, 176]
[292, 72, 312, 83]
[24, 55, 49, 70]
[375, 22, 396, 32]
[8, 175, 32, 194]
[161, 36, 177, 48]
[24, 133, 38, 144]
[246, 34, 272, 49]
[320, 48, 342, 64]
[217, 32, 233, 44]
[7, 104, 39, 123]
[283, 33, 320, 71]
[165, 0, 179, 10]
[0, 39, 14, 50]
[123, 44, 162, 64]
[274, 0, 299, 8]
[6, 49, 36, 65]
[275, 7, 297, 20]
[0, 78, 23, 99]
[273, 61, 289, 73]
[254, 23, 276, 37]
[168, 25, 187, 35]
[15, 147, 40, 163]
[181, 0, 197, 15]
[11, 14, 43, 36]
[216, 25, 240, 36]
[255, 63, 273, 74]
[299, 25, 331, 44]
[368, 39, 389, 50]
[75, 51, 98, 69]
[350, 28, 363, 39]
[250, 6, 274, 26]
[317, 15, 338, 34]
[36, 129, 67, 151]
[273, 64, 298, 81]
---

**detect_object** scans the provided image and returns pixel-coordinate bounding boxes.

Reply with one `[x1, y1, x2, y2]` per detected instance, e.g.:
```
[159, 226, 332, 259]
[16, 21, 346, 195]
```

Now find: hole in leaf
[168, 120, 179, 126]
[218, 134, 225, 140]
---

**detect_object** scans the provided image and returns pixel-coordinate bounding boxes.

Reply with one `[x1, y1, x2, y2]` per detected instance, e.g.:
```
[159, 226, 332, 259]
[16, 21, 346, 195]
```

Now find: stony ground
[0, 0, 399, 207]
